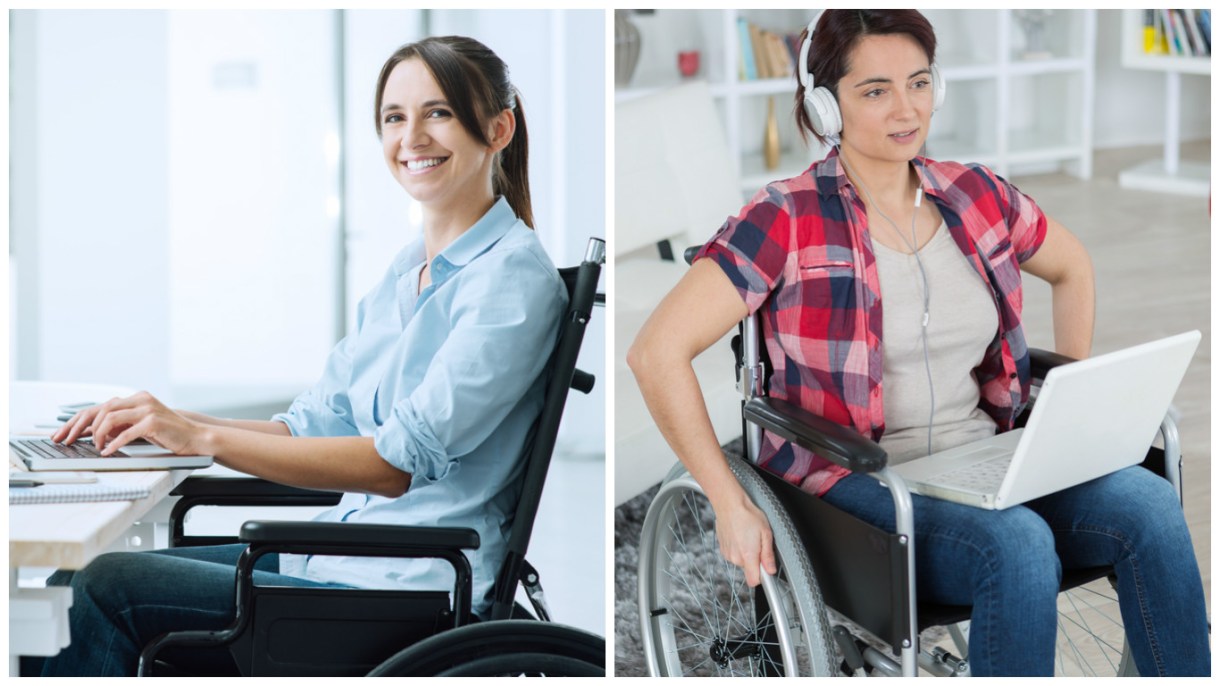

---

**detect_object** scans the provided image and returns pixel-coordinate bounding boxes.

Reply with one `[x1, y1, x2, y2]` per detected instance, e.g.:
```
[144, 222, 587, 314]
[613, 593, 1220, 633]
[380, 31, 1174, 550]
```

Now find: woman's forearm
[177, 410, 292, 436]
[199, 427, 410, 498]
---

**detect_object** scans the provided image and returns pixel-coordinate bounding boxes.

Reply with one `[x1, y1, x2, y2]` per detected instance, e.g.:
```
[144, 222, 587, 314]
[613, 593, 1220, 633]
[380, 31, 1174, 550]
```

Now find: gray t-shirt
[874, 222, 998, 464]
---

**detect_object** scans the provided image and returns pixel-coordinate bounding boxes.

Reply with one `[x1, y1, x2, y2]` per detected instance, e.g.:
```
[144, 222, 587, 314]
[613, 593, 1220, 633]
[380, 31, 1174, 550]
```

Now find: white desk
[8, 382, 197, 671]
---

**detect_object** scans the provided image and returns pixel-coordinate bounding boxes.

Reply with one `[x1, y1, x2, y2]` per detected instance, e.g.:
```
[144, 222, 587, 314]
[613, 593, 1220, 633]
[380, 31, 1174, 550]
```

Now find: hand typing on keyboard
[52, 391, 204, 457]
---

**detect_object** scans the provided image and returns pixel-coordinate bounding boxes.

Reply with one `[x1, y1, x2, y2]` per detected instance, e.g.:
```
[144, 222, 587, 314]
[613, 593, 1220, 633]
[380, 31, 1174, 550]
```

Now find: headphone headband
[798, 12, 822, 93]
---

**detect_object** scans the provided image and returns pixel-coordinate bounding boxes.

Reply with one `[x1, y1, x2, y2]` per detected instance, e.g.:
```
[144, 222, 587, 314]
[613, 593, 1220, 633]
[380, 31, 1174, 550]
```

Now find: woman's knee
[976, 508, 1061, 594]
[67, 552, 154, 611]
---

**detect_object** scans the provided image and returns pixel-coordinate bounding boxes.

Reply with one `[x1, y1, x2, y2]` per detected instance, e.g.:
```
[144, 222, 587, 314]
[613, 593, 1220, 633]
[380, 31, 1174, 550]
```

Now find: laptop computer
[890, 330, 1200, 510]
[10, 436, 213, 472]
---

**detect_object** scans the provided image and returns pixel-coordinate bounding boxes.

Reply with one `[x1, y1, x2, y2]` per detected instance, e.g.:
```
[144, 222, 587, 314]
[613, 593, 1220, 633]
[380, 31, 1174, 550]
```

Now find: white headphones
[798, 12, 946, 139]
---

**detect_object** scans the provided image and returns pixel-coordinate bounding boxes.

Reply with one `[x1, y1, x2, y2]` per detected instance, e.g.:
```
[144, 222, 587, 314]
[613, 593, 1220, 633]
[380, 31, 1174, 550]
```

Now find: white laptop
[10, 436, 213, 472]
[890, 331, 1200, 510]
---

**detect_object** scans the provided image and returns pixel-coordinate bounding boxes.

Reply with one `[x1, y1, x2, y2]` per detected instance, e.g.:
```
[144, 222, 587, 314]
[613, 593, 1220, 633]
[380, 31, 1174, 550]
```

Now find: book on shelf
[737, 17, 757, 81]
[737, 18, 802, 81]
[1147, 9, 1211, 57]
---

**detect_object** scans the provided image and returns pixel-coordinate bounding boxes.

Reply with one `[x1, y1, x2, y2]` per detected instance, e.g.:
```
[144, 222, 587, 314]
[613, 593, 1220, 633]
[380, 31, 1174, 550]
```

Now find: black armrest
[683, 245, 701, 266]
[743, 397, 888, 473]
[1029, 348, 1077, 381]
[171, 476, 343, 504]
[239, 520, 480, 551]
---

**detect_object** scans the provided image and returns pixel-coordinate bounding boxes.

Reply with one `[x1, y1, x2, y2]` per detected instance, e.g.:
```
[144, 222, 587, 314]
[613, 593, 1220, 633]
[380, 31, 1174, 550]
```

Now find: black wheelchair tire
[433, 652, 604, 677]
[365, 619, 604, 677]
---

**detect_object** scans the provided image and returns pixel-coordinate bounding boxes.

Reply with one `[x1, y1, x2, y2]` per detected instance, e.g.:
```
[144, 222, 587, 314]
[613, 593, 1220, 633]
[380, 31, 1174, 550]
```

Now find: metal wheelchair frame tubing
[136, 541, 473, 677]
[741, 315, 919, 678]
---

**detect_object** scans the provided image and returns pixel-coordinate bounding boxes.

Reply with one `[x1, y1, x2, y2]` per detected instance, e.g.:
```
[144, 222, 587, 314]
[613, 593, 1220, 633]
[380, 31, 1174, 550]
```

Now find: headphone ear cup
[931, 63, 946, 112]
[805, 86, 841, 138]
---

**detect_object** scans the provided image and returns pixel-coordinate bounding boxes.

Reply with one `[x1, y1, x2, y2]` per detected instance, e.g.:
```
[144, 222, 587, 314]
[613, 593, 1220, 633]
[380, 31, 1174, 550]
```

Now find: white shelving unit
[616, 10, 1097, 195]
[1117, 9, 1210, 197]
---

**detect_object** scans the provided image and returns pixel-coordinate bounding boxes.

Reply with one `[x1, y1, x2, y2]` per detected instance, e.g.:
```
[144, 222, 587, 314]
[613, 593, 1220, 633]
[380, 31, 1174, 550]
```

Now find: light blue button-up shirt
[272, 197, 566, 616]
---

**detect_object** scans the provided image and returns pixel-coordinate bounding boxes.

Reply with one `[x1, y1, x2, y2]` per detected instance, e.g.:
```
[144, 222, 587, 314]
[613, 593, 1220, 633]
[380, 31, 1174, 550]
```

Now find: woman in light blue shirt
[41, 36, 567, 677]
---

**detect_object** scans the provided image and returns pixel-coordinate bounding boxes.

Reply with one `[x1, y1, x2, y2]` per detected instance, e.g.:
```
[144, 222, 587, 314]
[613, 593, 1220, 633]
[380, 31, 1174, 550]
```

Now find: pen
[10, 480, 43, 488]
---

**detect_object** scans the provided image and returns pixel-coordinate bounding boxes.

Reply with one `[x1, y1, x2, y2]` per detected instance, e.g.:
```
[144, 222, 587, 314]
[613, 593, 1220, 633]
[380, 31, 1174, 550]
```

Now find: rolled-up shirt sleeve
[373, 249, 566, 483]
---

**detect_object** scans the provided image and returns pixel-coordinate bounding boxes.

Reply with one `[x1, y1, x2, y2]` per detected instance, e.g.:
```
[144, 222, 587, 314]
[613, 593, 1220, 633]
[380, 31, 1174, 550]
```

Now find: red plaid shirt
[696, 149, 1047, 495]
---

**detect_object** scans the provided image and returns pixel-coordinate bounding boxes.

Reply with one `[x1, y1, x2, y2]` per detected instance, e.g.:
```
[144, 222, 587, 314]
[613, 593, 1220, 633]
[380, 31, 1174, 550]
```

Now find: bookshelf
[616, 10, 1097, 196]
[1118, 9, 1210, 197]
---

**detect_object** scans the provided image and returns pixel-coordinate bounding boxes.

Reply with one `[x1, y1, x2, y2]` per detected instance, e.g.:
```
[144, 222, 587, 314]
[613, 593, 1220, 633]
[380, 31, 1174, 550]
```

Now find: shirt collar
[814, 147, 945, 204]
[391, 196, 518, 279]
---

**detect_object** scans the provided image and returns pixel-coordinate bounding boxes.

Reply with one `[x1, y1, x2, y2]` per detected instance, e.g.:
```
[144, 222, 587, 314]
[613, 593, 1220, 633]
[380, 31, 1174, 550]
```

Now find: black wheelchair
[137, 238, 607, 677]
[636, 247, 1188, 677]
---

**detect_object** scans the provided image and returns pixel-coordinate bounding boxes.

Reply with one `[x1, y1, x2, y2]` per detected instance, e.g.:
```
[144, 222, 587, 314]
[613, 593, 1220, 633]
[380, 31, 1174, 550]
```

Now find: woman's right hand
[711, 492, 778, 587]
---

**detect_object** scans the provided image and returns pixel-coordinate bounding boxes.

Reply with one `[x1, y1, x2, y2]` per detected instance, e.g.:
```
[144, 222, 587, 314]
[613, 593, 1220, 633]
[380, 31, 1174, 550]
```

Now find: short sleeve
[693, 184, 793, 315]
[992, 170, 1047, 263]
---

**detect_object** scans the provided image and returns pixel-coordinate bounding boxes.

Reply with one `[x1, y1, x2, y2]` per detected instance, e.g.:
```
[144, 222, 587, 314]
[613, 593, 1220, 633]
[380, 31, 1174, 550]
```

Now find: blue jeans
[36, 544, 347, 677]
[821, 466, 1210, 676]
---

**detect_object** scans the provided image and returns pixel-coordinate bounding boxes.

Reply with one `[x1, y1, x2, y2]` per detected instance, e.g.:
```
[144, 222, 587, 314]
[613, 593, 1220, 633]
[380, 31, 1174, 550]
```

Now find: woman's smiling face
[835, 33, 934, 166]
[379, 57, 497, 209]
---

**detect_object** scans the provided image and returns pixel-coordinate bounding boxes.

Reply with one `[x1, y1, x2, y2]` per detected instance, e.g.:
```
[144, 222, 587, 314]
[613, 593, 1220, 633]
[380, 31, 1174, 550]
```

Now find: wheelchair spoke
[680, 492, 727, 637]
[1057, 588, 1122, 676]
[661, 543, 722, 641]
[682, 654, 716, 677]
[1061, 590, 1124, 629]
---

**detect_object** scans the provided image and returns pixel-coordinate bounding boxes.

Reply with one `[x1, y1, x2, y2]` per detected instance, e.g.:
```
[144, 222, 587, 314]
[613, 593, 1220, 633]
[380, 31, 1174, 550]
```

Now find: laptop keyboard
[928, 453, 1014, 492]
[11, 439, 121, 460]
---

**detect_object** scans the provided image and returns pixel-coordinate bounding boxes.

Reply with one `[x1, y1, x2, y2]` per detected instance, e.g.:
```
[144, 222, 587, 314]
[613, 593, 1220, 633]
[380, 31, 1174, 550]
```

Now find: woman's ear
[487, 109, 516, 154]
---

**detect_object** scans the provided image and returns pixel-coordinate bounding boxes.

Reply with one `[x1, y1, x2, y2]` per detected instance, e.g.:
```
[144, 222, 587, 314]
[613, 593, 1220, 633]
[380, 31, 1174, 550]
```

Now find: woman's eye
[912, 79, 931, 90]
[865, 88, 884, 98]
[384, 113, 404, 125]
[427, 108, 452, 119]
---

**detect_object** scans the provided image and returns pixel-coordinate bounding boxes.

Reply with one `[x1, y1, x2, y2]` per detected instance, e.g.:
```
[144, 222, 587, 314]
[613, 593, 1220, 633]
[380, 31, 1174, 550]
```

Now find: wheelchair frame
[137, 238, 607, 677]
[737, 309, 1184, 677]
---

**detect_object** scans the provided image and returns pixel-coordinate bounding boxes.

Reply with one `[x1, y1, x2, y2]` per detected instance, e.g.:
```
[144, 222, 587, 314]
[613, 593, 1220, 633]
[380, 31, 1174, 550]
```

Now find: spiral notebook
[9, 482, 151, 505]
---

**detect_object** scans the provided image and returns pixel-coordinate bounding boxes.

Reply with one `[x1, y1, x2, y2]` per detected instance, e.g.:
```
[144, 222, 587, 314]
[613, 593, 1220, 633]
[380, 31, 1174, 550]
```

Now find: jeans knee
[70, 552, 143, 610]
[982, 510, 1061, 597]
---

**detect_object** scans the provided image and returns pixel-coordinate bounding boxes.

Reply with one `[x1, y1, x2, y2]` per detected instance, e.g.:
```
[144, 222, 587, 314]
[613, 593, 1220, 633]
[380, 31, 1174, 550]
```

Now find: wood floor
[1013, 142, 1211, 617]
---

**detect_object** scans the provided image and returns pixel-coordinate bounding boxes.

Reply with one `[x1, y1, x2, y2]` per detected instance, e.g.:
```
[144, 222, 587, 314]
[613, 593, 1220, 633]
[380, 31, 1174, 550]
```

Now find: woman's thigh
[820, 472, 1060, 606]
[1023, 465, 1188, 569]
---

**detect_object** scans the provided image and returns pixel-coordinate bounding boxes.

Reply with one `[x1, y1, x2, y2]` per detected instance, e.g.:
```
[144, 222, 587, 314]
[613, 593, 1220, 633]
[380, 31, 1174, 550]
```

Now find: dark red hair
[794, 10, 937, 146]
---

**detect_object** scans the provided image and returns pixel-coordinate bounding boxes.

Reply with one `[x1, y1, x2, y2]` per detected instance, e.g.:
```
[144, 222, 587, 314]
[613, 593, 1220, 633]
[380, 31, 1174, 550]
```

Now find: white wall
[11, 10, 173, 394]
[166, 11, 340, 392]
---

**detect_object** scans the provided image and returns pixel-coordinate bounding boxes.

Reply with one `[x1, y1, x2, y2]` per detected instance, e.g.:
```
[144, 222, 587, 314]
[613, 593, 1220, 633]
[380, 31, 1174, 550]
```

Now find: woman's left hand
[53, 391, 205, 456]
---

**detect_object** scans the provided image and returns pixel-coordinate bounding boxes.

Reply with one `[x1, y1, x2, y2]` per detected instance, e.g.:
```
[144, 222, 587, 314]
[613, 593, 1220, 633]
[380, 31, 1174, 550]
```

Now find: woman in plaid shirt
[629, 9, 1208, 676]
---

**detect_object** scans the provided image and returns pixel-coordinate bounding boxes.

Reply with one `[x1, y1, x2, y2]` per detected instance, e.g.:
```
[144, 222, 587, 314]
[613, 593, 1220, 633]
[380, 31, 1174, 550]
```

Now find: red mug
[678, 50, 700, 78]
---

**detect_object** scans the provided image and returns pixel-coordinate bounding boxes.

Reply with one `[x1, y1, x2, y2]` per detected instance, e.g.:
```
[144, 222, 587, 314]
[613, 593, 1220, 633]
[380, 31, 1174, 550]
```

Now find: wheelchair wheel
[638, 456, 839, 676]
[1053, 578, 1137, 676]
[930, 576, 1136, 677]
[365, 620, 605, 676]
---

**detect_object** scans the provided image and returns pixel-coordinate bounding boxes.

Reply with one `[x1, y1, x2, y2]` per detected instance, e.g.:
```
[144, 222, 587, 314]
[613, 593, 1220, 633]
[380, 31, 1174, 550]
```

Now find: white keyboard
[927, 453, 1014, 492]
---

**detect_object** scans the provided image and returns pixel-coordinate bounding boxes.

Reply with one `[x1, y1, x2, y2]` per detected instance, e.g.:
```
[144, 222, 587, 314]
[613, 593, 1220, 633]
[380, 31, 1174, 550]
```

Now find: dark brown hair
[375, 36, 533, 228]
[794, 10, 937, 146]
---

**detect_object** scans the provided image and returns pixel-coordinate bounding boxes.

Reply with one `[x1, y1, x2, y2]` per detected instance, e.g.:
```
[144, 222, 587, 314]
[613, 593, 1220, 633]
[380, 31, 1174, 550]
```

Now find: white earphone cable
[840, 150, 936, 456]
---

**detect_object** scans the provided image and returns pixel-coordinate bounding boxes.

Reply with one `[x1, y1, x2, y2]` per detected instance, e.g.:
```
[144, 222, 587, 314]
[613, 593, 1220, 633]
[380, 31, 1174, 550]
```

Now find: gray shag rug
[613, 481, 661, 676]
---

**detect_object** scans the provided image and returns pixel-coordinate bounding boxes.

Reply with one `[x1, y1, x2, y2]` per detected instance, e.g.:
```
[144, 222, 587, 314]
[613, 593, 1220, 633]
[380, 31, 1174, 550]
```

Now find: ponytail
[494, 92, 532, 228]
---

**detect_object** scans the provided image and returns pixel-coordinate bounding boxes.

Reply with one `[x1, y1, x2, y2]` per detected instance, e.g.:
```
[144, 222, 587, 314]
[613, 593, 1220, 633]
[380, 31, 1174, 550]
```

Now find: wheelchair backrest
[490, 237, 605, 620]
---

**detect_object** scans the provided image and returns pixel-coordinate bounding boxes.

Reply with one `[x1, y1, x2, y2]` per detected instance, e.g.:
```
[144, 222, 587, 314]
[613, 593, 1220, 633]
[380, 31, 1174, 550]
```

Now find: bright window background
[9, 8, 605, 460]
